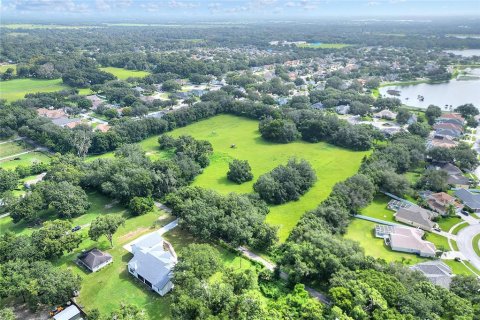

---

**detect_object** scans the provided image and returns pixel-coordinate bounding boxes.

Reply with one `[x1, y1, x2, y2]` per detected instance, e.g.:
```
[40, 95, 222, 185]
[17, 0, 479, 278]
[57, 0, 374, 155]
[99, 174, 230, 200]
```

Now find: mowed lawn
[100, 67, 150, 80]
[0, 141, 33, 158]
[360, 195, 395, 222]
[138, 114, 369, 241]
[0, 151, 51, 170]
[344, 219, 427, 265]
[0, 78, 69, 102]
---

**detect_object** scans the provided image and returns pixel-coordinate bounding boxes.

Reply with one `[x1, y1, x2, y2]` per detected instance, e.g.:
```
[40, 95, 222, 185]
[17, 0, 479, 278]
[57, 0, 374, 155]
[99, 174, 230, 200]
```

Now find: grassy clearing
[78, 88, 94, 95]
[0, 151, 51, 170]
[0, 141, 33, 158]
[0, 64, 16, 74]
[0, 78, 69, 102]
[437, 216, 462, 232]
[360, 195, 395, 222]
[297, 43, 350, 49]
[100, 67, 150, 80]
[137, 114, 368, 241]
[344, 219, 427, 265]
[0, 192, 128, 237]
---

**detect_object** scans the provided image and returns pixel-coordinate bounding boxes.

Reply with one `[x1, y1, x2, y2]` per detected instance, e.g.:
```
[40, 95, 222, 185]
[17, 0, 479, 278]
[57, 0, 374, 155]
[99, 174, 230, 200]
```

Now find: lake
[444, 49, 480, 57]
[379, 77, 480, 110]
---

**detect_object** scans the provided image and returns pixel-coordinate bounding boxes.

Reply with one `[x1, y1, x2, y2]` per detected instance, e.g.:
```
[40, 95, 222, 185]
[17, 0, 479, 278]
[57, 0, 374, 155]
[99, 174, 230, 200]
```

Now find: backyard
[137, 114, 369, 241]
[344, 218, 427, 265]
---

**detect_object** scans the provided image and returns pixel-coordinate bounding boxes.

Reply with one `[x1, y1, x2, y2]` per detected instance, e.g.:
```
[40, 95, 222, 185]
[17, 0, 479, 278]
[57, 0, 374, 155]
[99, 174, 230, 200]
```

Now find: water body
[444, 49, 480, 57]
[379, 77, 480, 110]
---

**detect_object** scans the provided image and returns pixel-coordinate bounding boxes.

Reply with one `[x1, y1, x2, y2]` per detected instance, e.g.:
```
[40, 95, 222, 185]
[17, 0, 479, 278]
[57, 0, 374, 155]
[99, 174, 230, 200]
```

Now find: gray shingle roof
[410, 260, 453, 288]
[455, 188, 480, 209]
[78, 248, 112, 271]
[395, 206, 435, 229]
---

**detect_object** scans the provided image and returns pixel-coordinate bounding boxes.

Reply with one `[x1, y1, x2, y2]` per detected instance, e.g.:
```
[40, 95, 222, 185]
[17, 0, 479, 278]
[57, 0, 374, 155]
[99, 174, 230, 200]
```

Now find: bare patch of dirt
[119, 227, 149, 242]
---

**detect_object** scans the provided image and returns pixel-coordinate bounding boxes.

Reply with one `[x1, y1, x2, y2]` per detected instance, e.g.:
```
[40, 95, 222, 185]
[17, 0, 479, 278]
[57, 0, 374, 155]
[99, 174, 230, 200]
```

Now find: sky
[1, 0, 479, 22]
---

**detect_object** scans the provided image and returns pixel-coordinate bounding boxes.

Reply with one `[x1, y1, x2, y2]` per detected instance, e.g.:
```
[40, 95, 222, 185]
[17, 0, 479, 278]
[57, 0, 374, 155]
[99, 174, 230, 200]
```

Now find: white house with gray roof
[410, 261, 453, 288]
[128, 232, 177, 296]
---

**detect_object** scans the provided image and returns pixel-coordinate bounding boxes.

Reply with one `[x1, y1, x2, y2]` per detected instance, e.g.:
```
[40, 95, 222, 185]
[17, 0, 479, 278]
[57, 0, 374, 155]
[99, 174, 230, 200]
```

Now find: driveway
[456, 223, 480, 272]
[122, 218, 179, 253]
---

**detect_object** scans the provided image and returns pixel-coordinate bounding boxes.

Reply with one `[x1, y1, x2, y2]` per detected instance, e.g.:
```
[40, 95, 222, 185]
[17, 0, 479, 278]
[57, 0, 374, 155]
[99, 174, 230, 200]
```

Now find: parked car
[461, 210, 470, 216]
[72, 226, 81, 232]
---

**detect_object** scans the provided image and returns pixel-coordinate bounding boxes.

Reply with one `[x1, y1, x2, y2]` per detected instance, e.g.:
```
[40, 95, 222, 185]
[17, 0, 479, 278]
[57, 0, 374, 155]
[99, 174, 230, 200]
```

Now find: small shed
[78, 248, 112, 272]
[53, 305, 83, 320]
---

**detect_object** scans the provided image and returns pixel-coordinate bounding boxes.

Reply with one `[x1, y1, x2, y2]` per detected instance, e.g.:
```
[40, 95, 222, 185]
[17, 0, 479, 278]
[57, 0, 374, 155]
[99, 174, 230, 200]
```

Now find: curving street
[456, 223, 480, 272]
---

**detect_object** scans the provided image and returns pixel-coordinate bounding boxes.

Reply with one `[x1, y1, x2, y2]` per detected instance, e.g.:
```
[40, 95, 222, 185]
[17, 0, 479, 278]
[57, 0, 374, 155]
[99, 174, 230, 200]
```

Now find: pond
[379, 74, 480, 110]
[444, 49, 480, 57]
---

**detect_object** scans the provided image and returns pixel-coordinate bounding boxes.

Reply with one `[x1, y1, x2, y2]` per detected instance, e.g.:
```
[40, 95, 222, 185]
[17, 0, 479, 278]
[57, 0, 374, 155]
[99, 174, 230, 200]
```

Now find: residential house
[95, 123, 111, 133]
[128, 232, 177, 296]
[51, 117, 82, 128]
[454, 188, 480, 212]
[336, 104, 351, 115]
[24, 172, 46, 189]
[407, 114, 417, 125]
[85, 95, 106, 110]
[374, 109, 397, 120]
[311, 102, 325, 110]
[424, 192, 463, 216]
[78, 248, 113, 272]
[436, 113, 465, 126]
[394, 206, 437, 231]
[53, 305, 83, 320]
[410, 261, 453, 288]
[37, 107, 67, 119]
[429, 163, 470, 188]
[374, 225, 436, 257]
[427, 135, 458, 149]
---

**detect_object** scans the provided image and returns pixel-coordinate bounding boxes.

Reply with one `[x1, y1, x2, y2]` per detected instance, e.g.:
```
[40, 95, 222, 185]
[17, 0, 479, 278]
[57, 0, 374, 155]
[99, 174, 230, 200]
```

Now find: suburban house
[77, 248, 113, 272]
[85, 95, 106, 110]
[454, 188, 480, 212]
[423, 191, 463, 216]
[53, 305, 83, 320]
[311, 102, 325, 110]
[410, 261, 453, 288]
[429, 162, 470, 188]
[335, 104, 351, 115]
[394, 206, 437, 231]
[433, 122, 464, 134]
[51, 117, 83, 128]
[436, 113, 465, 126]
[128, 232, 177, 296]
[374, 109, 397, 120]
[37, 107, 67, 119]
[427, 135, 458, 149]
[375, 225, 436, 257]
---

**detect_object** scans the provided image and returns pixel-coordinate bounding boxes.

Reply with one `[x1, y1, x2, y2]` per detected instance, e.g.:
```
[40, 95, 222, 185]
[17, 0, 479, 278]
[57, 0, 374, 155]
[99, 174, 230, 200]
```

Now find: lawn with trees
[139, 114, 369, 241]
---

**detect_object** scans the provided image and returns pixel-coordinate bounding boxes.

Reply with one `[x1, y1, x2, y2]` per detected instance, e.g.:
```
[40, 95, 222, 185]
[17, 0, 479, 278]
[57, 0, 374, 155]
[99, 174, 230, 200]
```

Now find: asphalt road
[456, 223, 480, 272]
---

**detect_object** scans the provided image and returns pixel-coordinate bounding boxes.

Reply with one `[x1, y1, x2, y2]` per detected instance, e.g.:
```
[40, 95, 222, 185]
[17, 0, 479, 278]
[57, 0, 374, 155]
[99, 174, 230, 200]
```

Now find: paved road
[0, 137, 23, 145]
[456, 223, 480, 272]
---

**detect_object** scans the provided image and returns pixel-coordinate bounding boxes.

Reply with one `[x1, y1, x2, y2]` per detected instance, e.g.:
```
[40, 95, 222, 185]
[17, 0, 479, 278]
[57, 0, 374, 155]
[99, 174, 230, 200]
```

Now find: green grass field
[100, 67, 150, 80]
[0, 64, 16, 74]
[451, 221, 469, 235]
[297, 43, 350, 49]
[137, 114, 369, 241]
[0, 141, 33, 158]
[0, 151, 51, 170]
[0, 78, 69, 102]
[344, 218, 426, 265]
